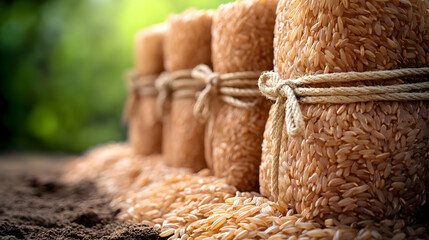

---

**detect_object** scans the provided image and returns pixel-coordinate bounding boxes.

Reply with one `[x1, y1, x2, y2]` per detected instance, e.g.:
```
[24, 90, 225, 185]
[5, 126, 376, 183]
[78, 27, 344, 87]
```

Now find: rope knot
[123, 70, 158, 123]
[259, 72, 305, 138]
[155, 72, 173, 120]
[192, 64, 221, 121]
[275, 80, 297, 96]
[155, 72, 172, 93]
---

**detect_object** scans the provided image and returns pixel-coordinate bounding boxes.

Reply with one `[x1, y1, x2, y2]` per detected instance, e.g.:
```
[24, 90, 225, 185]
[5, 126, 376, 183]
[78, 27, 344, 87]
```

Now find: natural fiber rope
[258, 67, 429, 198]
[123, 70, 158, 122]
[191, 64, 264, 171]
[155, 69, 206, 120]
[192, 64, 263, 121]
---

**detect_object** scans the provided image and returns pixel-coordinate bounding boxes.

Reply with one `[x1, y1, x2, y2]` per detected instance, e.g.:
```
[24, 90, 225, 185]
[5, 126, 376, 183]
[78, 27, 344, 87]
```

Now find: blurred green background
[0, 0, 231, 154]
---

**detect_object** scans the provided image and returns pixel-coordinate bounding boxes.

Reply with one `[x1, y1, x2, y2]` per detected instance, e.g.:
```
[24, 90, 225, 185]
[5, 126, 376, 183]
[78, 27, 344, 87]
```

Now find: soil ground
[0, 153, 165, 240]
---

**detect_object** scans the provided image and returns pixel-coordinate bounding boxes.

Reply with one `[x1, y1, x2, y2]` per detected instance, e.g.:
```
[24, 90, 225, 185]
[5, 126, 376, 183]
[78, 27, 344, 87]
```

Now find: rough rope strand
[282, 85, 305, 137]
[295, 81, 429, 97]
[270, 96, 286, 199]
[291, 67, 429, 85]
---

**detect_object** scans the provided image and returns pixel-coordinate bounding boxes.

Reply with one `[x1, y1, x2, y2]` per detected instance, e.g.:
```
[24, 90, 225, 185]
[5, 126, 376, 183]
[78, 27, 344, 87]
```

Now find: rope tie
[192, 64, 263, 122]
[123, 70, 158, 122]
[155, 69, 205, 120]
[191, 64, 265, 169]
[258, 67, 429, 198]
[192, 65, 221, 121]
[155, 72, 173, 120]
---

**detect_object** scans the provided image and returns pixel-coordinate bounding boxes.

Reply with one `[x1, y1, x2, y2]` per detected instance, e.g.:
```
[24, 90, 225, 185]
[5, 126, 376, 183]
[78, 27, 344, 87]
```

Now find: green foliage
[0, 0, 231, 153]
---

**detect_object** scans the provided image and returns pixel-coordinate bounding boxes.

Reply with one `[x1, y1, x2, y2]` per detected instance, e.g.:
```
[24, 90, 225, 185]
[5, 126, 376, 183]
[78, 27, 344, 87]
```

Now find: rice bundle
[161, 9, 213, 172]
[128, 25, 165, 156]
[260, 0, 429, 224]
[206, 0, 277, 191]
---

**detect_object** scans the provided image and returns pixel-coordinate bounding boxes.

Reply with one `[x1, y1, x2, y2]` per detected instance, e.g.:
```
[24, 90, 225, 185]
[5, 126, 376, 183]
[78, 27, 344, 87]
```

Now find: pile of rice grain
[260, 0, 429, 222]
[209, 0, 277, 192]
[64, 148, 428, 239]
[64, 144, 191, 198]
[129, 25, 165, 156]
[112, 168, 428, 240]
[63, 143, 133, 184]
[115, 169, 238, 226]
[96, 154, 183, 197]
[162, 9, 213, 172]
[159, 196, 428, 240]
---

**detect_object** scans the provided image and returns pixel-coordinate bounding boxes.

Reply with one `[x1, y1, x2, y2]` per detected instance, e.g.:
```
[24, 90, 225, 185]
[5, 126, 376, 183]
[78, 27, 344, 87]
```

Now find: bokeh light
[0, 0, 231, 153]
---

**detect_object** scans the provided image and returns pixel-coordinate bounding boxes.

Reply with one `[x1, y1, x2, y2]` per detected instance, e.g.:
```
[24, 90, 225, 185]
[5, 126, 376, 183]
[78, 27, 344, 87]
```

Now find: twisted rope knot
[277, 82, 305, 138]
[155, 72, 174, 120]
[192, 64, 264, 122]
[192, 64, 221, 121]
[155, 72, 173, 92]
[154, 69, 204, 120]
[193, 64, 221, 87]
[258, 67, 429, 198]
[123, 70, 158, 122]
[274, 81, 298, 96]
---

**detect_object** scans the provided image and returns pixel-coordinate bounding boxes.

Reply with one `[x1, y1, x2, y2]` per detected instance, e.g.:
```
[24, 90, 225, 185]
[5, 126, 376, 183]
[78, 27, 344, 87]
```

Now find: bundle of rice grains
[203, 0, 277, 192]
[258, 0, 429, 237]
[126, 25, 165, 156]
[160, 9, 213, 172]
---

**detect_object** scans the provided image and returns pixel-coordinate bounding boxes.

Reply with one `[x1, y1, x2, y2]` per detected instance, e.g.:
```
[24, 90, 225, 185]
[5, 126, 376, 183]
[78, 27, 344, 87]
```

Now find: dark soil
[0, 154, 165, 240]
